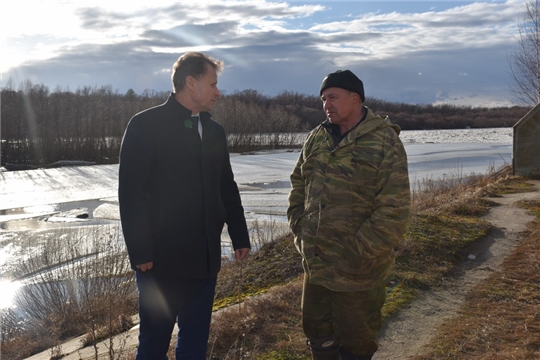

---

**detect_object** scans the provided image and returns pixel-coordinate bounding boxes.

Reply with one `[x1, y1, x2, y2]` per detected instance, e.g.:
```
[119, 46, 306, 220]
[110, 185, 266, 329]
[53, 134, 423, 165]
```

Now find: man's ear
[185, 75, 196, 91]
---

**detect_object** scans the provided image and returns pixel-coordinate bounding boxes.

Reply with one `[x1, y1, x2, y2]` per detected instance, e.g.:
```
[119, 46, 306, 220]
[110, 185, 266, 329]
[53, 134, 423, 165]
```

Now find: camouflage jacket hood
[287, 107, 410, 291]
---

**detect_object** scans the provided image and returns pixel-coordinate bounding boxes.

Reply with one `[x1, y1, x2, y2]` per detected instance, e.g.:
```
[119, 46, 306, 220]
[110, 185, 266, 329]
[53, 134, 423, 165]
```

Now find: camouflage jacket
[287, 107, 410, 291]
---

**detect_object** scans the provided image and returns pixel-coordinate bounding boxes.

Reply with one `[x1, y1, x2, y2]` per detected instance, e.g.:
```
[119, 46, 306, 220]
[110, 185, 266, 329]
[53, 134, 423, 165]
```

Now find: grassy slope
[5, 170, 535, 360]
[207, 171, 540, 359]
[413, 198, 540, 360]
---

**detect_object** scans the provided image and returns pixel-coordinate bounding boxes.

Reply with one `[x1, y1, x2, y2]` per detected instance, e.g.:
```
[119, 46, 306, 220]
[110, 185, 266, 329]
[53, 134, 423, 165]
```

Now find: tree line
[0, 80, 530, 166]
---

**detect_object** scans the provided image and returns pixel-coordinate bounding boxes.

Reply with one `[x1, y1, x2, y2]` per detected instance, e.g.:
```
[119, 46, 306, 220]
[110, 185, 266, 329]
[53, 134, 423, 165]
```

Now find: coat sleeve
[287, 147, 307, 236]
[356, 133, 410, 258]
[118, 115, 155, 267]
[220, 146, 251, 250]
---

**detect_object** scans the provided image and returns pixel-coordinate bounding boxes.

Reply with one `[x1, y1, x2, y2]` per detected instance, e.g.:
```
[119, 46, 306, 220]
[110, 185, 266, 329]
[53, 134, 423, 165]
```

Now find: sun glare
[0, 280, 22, 309]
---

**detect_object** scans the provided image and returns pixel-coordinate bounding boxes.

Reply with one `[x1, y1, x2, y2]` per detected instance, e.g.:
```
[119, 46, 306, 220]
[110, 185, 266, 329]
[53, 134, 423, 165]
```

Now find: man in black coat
[118, 52, 251, 360]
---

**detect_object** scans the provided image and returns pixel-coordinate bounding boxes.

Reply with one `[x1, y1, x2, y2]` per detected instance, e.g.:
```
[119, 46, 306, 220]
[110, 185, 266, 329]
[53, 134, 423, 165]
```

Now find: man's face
[321, 87, 357, 125]
[191, 65, 221, 113]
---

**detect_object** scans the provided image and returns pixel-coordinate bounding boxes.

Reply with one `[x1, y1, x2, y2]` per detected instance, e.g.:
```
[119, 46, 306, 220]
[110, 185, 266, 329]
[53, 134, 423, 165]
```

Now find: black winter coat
[118, 94, 250, 280]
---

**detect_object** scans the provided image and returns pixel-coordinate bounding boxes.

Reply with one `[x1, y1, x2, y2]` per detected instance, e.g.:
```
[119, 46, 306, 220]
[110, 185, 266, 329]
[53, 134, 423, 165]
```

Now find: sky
[0, 0, 527, 107]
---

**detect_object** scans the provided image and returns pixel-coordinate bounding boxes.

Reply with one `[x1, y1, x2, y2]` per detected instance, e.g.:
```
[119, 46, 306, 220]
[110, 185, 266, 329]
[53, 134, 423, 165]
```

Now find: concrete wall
[513, 103, 540, 178]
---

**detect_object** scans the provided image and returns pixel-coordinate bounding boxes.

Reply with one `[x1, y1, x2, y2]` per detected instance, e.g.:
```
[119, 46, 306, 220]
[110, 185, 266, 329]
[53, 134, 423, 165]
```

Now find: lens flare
[0, 280, 22, 309]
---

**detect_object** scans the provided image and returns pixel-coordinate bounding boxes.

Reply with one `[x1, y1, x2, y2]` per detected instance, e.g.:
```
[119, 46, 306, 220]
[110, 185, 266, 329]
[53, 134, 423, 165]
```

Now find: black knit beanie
[319, 70, 365, 102]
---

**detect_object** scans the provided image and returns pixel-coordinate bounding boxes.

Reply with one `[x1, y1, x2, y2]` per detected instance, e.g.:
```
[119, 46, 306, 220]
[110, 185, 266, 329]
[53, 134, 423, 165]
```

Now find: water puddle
[0, 199, 119, 231]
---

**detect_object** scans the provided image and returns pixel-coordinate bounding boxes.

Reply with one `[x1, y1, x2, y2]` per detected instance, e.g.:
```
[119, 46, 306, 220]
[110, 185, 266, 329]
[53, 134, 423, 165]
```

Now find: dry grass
[204, 166, 540, 359]
[4, 165, 539, 360]
[207, 232, 308, 359]
[0, 225, 138, 360]
[208, 281, 308, 360]
[412, 199, 540, 360]
[410, 165, 512, 215]
[214, 232, 303, 310]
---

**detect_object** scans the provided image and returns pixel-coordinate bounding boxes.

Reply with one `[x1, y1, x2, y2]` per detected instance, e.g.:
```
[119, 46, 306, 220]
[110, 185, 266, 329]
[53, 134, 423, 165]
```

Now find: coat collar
[319, 106, 400, 148]
[166, 92, 212, 122]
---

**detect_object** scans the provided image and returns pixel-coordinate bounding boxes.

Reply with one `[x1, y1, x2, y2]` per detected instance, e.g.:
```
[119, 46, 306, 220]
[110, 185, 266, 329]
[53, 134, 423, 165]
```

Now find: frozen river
[0, 142, 512, 221]
[0, 128, 512, 229]
[0, 128, 513, 308]
[0, 128, 514, 220]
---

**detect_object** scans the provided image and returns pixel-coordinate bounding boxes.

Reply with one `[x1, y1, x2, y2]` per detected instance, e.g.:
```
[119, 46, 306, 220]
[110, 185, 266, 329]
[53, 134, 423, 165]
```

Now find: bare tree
[509, 0, 540, 106]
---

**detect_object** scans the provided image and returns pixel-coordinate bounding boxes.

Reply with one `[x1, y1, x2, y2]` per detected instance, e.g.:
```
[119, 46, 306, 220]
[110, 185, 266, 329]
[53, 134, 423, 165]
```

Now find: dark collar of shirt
[167, 92, 209, 121]
[322, 106, 368, 149]
[167, 93, 205, 138]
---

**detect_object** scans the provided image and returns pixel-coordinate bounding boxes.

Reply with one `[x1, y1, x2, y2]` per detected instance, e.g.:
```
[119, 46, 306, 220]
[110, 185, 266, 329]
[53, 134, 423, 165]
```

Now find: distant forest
[0, 81, 530, 166]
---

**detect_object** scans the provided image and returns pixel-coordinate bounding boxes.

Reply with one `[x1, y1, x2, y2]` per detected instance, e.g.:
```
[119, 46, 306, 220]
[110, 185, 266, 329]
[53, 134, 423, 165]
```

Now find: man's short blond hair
[171, 52, 224, 92]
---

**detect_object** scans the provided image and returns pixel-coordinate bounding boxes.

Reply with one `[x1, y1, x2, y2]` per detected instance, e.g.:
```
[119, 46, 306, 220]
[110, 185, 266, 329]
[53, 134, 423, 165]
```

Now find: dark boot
[339, 346, 373, 360]
[308, 338, 341, 360]
[311, 345, 341, 360]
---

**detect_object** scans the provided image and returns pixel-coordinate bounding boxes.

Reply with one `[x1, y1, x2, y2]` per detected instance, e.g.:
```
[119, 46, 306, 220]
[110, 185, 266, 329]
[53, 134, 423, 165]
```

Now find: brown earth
[373, 180, 540, 360]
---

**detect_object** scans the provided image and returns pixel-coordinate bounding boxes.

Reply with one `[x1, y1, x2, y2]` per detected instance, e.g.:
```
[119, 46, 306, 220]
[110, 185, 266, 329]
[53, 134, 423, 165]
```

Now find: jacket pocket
[336, 243, 372, 275]
[348, 148, 380, 192]
[336, 239, 394, 277]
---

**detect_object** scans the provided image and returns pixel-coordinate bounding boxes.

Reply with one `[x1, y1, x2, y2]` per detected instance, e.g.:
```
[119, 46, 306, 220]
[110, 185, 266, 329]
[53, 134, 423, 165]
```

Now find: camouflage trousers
[301, 273, 386, 357]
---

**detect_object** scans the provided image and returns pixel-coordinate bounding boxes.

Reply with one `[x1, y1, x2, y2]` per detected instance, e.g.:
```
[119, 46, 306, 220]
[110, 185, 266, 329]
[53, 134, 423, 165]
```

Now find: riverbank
[15, 173, 540, 359]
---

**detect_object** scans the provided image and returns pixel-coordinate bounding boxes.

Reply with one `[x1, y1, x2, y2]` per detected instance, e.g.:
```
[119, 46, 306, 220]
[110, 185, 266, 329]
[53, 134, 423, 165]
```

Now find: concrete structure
[513, 103, 540, 178]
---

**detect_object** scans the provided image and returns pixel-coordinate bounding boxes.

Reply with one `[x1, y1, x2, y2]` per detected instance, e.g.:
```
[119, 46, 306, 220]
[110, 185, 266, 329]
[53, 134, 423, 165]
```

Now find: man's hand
[136, 262, 154, 272]
[234, 248, 250, 262]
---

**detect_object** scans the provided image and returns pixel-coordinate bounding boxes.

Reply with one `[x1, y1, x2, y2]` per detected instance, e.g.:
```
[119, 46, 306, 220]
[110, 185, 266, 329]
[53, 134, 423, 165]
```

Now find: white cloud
[0, 0, 526, 107]
[309, 1, 520, 61]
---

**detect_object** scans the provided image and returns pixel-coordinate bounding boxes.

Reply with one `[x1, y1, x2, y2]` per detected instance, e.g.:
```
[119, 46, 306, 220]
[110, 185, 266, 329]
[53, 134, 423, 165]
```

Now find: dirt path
[373, 180, 540, 360]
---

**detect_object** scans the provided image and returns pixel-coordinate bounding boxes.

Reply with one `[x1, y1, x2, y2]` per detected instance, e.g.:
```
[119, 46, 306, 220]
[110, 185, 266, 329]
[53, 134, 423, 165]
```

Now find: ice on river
[399, 127, 513, 144]
[0, 128, 513, 212]
[0, 128, 514, 302]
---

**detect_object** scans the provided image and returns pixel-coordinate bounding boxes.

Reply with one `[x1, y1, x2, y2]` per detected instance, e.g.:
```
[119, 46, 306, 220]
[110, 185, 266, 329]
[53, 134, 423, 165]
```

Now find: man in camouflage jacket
[287, 70, 410, 360]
